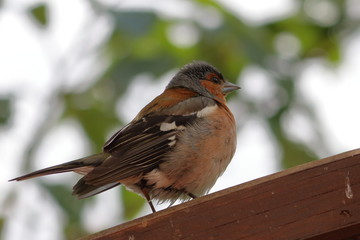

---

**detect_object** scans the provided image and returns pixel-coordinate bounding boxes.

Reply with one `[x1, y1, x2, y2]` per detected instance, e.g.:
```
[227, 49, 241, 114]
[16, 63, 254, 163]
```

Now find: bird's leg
[183, 190, 197, 199]
[141, 188, 156, 213]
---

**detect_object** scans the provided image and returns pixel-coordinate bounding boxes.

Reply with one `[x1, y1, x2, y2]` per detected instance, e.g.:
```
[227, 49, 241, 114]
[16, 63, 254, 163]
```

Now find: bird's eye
[210, 77, 221, 84]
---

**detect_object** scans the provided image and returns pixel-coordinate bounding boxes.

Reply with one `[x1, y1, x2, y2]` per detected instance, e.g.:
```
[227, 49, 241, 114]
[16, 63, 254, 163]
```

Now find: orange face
[200, 73, 227, 102]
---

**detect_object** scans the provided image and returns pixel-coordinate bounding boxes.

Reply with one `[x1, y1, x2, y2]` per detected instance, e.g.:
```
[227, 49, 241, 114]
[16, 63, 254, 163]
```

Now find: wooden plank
[81, 149, 360, 240]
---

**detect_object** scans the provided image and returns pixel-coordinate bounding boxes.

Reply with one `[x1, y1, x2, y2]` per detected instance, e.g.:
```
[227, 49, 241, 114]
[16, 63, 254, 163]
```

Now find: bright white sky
[1, 0, 360, 239]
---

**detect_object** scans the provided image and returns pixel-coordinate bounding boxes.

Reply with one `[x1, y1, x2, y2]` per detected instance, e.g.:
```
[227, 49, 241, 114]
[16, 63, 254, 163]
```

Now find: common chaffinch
[10, 61, 240, 212]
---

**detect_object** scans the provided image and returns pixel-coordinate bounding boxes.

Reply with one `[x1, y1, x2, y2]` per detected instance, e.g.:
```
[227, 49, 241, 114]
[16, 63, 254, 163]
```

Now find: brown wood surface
[81, 149, 360, 240]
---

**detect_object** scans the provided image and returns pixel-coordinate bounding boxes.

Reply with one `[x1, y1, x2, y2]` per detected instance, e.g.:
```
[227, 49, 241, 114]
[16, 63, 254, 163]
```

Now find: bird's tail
[9, 153, 108, 181]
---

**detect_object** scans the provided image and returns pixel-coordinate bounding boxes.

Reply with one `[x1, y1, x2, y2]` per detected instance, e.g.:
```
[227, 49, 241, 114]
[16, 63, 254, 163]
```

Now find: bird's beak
[222, 81, 240, 94]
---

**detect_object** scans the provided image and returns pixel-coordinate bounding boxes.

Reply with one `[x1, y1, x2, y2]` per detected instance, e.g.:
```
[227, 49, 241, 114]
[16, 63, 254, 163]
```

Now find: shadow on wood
[81, 149, 360, 240]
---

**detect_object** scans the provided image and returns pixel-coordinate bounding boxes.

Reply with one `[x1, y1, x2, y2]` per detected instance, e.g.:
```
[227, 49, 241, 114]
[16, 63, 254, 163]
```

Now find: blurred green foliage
[4, 0, 357, 238]
[29, 3, 48, 28]
[0, 97, 11, 126]
[0, 217, 3, 236]
[43, 184, 88, 239]
[120, 186, 145, 220]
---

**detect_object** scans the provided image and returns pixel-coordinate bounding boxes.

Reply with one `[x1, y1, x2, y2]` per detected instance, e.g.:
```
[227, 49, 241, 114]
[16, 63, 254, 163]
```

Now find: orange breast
[158, 104, 237, 199]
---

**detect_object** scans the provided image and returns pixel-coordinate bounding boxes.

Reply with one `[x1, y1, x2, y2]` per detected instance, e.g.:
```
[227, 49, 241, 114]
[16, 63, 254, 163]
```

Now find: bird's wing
[83, 96, 215, 186]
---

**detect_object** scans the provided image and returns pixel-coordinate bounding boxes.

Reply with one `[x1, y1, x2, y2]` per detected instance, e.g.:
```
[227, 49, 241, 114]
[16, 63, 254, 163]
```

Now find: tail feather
[72, 178, 120, 199]
[9, 153, 108, 181]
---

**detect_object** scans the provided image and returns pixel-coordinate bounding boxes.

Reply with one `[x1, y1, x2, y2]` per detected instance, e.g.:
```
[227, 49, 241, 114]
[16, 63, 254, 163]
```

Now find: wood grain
[81, 149, 360, 240]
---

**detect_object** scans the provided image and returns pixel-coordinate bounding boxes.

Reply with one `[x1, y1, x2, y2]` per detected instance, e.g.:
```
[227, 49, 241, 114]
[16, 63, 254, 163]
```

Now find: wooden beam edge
[80, 148, 360, 240]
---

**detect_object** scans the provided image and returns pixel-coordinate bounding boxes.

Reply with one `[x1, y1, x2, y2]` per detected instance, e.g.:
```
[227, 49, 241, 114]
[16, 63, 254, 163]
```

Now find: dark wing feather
[83, 114, 197, 185]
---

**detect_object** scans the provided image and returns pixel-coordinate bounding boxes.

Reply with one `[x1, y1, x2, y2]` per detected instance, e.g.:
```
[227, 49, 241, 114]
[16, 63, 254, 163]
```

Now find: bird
[10, 61, 240, 213]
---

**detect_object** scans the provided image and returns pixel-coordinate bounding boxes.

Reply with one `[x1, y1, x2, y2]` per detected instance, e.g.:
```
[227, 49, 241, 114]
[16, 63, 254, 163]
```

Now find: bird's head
[167, 61, 240, 102]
